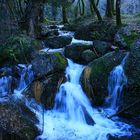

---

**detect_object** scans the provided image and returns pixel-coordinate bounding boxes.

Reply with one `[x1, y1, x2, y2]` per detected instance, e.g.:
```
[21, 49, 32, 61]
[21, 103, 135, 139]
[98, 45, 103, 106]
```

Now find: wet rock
[45, 36, 72, 49]
[93, 40, 112, 55]
[82, 106, 95, 126]
[31, 52, 68, 77]
[80, 51, 127, 106]
[25, 73, 66, 109]
[64, 43, 96, 64]
[0, 98, 39, 140]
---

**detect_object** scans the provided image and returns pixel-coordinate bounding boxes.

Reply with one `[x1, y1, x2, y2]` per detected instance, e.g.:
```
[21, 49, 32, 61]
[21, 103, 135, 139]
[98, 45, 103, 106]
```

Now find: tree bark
[62, 5, 68, 24]
[90, 0, 102, 21]
[22, 0, 45, 38]
[116, 0, 122, 26]
[106, 0, 113, 18]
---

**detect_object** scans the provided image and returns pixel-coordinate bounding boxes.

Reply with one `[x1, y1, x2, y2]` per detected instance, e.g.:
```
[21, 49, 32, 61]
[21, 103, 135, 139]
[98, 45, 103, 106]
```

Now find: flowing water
[0, 64, 34, 98]
[37, 59, 131, 140]
[107, 53, 129, 112]
[0, 28, 135, 140]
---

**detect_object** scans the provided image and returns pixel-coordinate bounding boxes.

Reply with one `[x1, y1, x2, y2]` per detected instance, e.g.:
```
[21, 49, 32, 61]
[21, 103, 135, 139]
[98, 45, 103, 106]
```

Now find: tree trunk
[62, 5, 68, 24]
[23, 0, 44, 38]
[90, 0, 102, 21]
[106, 0, 113, 18]
[116, 0, 122, 26]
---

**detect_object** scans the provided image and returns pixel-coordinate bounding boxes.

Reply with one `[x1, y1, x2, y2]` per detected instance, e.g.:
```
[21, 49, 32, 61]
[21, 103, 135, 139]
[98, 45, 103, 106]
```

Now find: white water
[37, 59, 131, 140]
[0, 64, 34, 98]
[107, 53, 129, 112]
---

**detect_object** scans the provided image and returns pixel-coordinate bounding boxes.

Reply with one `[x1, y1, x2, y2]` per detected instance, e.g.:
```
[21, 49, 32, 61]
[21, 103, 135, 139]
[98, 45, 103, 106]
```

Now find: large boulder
[80, 51, 127, 106]
[0, 98, 39, 140]
[31, 52, 68, 77]
[45, 36, 72, 49]
[122, 39, 140, 119]
[25, 72, 66, 109]
[64, 43, 97, 64]
[114, 24, 140, 49]
[93, 40, 112, 55]
[75, 21, 118, 42]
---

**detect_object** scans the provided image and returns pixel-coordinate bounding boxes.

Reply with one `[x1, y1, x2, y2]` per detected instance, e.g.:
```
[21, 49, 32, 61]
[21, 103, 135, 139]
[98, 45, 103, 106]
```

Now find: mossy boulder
[80, 51, 127, 106]
[75, 21, 118, 42]
[64, 43, 97, 64]
[0, 98, 39, 140]
[114, 25, 140, 49]
[31, 52, 68, 77]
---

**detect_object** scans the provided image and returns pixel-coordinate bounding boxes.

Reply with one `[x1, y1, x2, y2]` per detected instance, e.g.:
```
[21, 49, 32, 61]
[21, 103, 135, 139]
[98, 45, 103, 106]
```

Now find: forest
[0, 0, 140, 140]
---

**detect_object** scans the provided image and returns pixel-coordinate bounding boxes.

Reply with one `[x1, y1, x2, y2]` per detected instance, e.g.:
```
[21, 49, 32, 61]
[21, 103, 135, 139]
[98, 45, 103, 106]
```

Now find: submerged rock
[31, 52, 68, 77]
[81, 51, 127, 106]
[45, 36, 72, 49]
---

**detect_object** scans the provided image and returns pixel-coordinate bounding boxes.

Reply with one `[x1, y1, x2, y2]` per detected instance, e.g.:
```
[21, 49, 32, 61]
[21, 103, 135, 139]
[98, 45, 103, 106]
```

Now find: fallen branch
[108, 99, 140, 119]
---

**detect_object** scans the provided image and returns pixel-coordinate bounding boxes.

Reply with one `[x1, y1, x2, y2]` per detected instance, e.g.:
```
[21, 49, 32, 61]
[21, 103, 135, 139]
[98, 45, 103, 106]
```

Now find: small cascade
[107, 53, 129, 111]
[54, 59, 94, 124]
[0, 64, 34, 98]
[0, 76, 12, 97]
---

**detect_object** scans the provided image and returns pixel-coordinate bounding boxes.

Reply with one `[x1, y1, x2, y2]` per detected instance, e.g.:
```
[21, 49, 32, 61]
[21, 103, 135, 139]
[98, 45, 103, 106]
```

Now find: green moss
[31, 40, 41, 50]
[91, 63, 105, 76]
[123, 31, 138, 48]
[0, 34, 31, 67]
[53, 52, 67, 70]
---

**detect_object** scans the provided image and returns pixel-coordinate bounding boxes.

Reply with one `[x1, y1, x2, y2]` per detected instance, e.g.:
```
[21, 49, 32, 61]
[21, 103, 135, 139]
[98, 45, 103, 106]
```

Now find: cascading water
[54, 59, 94, 125]
[107, 53, 129, 111]
[0, 64, 34, 98]
[37, 59, 131, 140]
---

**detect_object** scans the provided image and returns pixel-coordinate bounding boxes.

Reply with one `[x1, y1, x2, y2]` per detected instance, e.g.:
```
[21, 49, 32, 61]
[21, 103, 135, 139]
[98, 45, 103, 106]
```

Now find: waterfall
[54, 59, 94, 124]
[107, 53, 129, 111]
[37, 59, 131, 140]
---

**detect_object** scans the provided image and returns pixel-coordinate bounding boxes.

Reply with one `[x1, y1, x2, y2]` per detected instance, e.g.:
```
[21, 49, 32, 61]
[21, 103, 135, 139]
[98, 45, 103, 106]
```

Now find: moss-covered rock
[114, 24, 140, 49]
[80, 51, 127, 106]
[31, 52, 68, 77]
